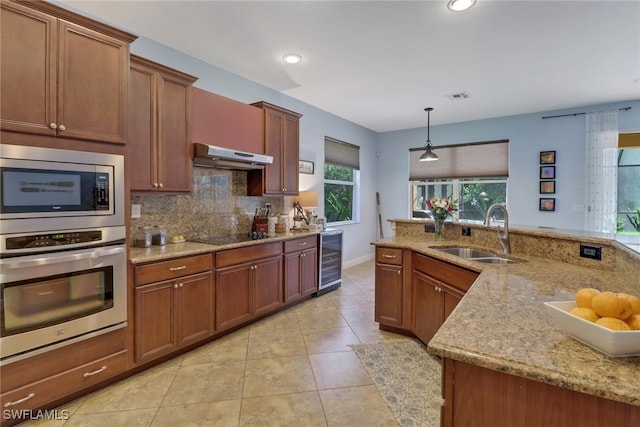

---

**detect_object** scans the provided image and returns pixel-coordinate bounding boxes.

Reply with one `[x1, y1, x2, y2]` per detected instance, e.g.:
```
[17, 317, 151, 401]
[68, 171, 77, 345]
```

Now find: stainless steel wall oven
[0, 145, 126, 364]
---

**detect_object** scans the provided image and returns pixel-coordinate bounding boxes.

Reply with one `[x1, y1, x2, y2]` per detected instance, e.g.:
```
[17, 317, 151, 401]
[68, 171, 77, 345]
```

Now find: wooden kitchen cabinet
[412, 253, 477, 344]
[0, 328, 127, 427]
[284, 235, 318, 303]
[0, 0, 136, 144]
[375, 247, 405, 328]
[441, 358, 640, 427]
[133, 254, 213, 364]
[129, 55, 197, 192]
[215, 242, 283, 331]
[248, 102, 302, 196]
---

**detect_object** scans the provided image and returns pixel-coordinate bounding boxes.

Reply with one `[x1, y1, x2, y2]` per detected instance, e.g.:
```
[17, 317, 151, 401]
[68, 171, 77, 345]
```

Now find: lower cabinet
[215, 242, 283, 331]
[374, 247, 405, 328]
[0, 329, 128, 426]
[412, 253, 477, 343]
[133, 254, 213, 364]
[284, 235, 318, 303]
[441, 358, 640, 427]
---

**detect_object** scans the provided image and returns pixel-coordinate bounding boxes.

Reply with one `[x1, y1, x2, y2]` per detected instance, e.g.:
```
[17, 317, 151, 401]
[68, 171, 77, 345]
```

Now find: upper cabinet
[191, 88, 264, 154]
[0, 0, 136, 144]
[129, 55, 197, 192]
[248, 102, 302, 196]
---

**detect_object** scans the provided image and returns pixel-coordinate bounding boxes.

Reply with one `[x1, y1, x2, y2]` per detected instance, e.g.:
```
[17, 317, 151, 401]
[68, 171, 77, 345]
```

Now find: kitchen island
[373, 221, 640, 426]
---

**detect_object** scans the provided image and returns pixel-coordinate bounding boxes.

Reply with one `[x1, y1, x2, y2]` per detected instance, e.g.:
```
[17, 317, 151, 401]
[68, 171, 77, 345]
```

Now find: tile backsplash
[130, 167, 285, 241]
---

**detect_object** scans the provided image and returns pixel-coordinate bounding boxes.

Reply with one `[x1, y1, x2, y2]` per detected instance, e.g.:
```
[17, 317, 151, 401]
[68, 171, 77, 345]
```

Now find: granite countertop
[372, 236, 640, 407]
[129, 231, 319, 264]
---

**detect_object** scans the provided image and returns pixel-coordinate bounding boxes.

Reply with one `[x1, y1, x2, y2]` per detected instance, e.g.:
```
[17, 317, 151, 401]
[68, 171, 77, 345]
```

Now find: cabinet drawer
[412, 253, 478, 292]
[284, 236, 317, 253]
[216, 242, 282, 268]
[376, 247, 403, 265]
[135, 254, 212, 285]
[1, 350, 127, 413]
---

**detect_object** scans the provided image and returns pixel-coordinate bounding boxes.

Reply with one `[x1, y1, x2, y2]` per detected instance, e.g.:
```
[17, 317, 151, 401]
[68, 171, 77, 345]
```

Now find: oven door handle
[1, 246, 125, 269]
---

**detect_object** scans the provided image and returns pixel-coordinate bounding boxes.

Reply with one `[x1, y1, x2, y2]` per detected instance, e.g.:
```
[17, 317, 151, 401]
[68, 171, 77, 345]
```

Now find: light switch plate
[131, 204, 141, 218]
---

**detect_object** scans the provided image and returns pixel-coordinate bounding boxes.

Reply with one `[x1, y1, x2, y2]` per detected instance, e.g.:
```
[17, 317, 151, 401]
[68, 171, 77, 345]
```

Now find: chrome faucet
[484, 203, 510, 254]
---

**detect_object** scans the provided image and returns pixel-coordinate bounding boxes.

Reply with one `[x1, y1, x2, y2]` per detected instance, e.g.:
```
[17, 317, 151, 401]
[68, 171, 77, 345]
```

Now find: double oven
[0, 144, 127, 364]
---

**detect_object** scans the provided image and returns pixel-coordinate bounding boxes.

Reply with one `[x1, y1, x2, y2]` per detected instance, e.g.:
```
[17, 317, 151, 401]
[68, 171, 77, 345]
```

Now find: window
[409, 140, 509, 222]
[617, 134, 640, 233]
[411, 178, 507, 222]
[324, 137, 360, 224]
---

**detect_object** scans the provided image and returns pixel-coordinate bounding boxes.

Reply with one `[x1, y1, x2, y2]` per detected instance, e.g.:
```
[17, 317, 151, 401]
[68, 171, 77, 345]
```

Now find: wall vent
[448, 91, 470, 100]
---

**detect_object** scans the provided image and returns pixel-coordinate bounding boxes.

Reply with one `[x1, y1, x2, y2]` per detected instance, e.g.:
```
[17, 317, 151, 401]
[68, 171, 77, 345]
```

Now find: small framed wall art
[540, 166, 555, 180]
[540, 150, 556, 165]
[299, 160, 314, 174]
[539, 198, 556, 212]
[540, 181, 555, 194]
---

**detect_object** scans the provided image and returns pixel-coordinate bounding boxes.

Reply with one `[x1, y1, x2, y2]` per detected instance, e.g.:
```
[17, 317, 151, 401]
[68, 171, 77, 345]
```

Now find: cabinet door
[281, 113, 300, 195]
[412, 270, 443, 343]
[177, 272, 213, 347]
[442, 284, 464, 322]
[0, 1, 57, 136]
[253, 256, 283, 317]
[262, 108, 285, 194]
[215, 264, 252, 331]
[58, 20, 128, 143]
[156, 72, 192, 191]
[375, 263, 403, 327]
[300, 247, 318, 297]
[284, 251, 302, 302]
[129, 62, 157, 191]
[135, 280, 177, 363]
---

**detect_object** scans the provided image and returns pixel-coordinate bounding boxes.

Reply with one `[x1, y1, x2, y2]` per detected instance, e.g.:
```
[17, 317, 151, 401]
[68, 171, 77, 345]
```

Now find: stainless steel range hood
[193, 143, 273, 170]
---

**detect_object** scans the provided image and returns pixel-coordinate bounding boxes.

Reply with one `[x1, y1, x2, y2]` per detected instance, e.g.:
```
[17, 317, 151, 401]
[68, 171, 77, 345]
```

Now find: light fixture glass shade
[447, 0, 476, 12]
[419, 145, 439, 161]
[282, 53, 302, 64]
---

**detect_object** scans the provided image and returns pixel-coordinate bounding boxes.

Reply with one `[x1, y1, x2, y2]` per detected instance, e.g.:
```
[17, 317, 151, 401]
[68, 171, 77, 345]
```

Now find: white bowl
[544, 301, 640, 357]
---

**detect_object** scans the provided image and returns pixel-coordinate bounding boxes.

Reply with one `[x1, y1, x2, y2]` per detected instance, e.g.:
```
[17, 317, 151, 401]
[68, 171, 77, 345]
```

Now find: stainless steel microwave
[0, 144, 124, 234]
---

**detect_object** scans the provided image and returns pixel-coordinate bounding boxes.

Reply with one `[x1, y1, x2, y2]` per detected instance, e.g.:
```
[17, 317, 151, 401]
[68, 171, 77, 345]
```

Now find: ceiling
[58, 0, 640, 132]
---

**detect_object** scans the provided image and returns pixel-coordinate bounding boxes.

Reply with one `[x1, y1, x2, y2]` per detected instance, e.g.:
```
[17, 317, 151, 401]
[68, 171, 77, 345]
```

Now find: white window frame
[325, 168, 360, 226]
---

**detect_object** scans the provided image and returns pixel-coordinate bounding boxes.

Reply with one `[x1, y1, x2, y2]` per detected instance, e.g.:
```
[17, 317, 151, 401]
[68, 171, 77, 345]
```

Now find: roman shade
[409, 139, 509, 180]
[325, 137, 360, 170]
[619, 132, 640, 148]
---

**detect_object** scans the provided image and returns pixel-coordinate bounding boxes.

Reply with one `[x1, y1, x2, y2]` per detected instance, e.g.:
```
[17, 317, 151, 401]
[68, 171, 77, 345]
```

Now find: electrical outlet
[425, 224, 435, 233]
[579, 244, 601, 260]
[131, 204, 141, 218]
[461, 227, 471, 236]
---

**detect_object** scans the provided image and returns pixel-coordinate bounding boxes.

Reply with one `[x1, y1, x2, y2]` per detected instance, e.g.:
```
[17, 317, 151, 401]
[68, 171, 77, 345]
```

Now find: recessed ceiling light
[282, 53, 302, 64]
[447, 0, 476, 12]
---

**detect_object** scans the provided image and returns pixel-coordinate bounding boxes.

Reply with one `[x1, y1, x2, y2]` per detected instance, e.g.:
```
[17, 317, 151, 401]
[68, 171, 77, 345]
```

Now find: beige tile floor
[24, 261, 411, 427]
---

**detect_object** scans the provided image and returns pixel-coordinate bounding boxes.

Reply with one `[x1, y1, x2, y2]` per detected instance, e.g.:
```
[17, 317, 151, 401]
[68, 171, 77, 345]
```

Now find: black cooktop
[193, 232, 271, 246]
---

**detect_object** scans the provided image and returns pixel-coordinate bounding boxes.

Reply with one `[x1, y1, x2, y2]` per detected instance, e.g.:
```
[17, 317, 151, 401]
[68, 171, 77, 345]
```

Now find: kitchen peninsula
[373, 219, 640, 426]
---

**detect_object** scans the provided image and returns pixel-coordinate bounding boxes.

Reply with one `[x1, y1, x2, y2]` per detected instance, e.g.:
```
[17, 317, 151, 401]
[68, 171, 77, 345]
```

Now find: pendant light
[419, 107, 439, 162]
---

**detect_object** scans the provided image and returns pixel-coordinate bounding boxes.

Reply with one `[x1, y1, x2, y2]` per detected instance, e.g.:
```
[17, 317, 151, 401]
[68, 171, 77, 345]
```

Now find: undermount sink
[434, 246, 520, 264]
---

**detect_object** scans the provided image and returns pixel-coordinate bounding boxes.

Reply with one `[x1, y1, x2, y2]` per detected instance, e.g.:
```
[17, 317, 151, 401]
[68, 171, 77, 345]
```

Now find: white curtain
[584, 110, 619, 233]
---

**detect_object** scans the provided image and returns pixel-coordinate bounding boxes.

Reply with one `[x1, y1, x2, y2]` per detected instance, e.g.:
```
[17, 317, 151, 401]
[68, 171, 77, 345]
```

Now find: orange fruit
[617, 293, 640, 315]
[570, 307, 600, 322]
[625, 314, 640, 330]
[575, 288, 600, 308]
[595, 317, 632, 331]
[591, 291, 633, 320]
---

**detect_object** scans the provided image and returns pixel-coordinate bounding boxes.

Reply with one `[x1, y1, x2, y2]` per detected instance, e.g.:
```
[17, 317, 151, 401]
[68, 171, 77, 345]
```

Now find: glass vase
[434, 218, 445, 241]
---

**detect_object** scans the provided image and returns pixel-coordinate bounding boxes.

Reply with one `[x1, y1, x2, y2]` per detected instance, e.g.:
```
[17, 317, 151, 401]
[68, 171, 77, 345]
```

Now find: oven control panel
[5, 230, 103, 250]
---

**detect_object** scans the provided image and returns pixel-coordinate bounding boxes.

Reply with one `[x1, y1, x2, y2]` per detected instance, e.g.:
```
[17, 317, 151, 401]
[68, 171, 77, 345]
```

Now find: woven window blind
[409, 139, 509, 180]
[325, 137, 360, 170]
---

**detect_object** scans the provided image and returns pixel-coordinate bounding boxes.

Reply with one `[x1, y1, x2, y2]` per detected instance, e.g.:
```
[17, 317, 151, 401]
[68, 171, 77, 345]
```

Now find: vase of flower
[426, 197, 459, 241]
